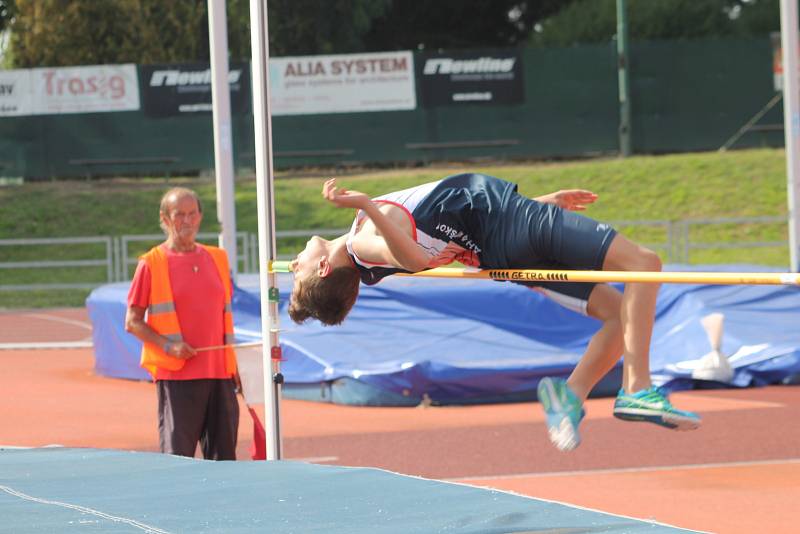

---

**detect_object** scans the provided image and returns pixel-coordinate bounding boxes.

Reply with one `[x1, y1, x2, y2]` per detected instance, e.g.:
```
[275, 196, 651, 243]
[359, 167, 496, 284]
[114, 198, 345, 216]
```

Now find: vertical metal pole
[616, 0, 632, 157]
[781, 0, 800, 272]
[249, 0, 282, 460]
[208, 0, 238, 278]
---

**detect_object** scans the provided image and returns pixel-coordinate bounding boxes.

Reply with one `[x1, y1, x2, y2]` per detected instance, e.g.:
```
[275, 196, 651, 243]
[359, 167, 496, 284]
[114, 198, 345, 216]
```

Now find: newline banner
[417, 50, 524, 107]
[140, 62, 250, 116]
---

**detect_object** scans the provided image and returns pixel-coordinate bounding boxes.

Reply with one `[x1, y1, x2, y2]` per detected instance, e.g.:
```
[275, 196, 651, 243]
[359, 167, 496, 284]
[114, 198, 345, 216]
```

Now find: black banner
[417, 50, 524, 107]
[140, 62, 250, 117]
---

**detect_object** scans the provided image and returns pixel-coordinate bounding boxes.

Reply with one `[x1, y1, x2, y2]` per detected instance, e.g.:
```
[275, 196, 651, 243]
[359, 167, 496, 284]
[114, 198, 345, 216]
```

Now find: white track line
[0, 341, 93, 350]
[0, 312, 94, 350]
[287, 455, 339, 463]
[24, 312, 93, 330]
[447, 457, 800, 482]
[0, 445, 64, 449]
[0, 446, 339, 465]
[0, 484, 172, 534]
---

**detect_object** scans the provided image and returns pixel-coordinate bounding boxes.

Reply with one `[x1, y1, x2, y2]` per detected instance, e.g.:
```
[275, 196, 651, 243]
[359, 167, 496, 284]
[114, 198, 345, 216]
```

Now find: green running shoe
[613, 386, 701, 430]
[537, 377, 585, 451]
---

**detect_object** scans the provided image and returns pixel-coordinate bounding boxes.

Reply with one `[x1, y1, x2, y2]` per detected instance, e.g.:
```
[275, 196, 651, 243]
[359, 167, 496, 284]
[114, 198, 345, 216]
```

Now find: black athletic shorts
[481, 190, 617, 314]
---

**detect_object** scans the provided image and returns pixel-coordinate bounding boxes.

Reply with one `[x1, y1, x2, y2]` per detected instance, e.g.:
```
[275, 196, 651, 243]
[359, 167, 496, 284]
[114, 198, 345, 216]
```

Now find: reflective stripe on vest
[148, 302, 176, 315]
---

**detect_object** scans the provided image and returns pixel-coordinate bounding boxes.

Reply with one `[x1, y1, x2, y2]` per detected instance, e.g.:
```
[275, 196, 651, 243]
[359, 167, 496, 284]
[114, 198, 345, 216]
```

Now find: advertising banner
[417, 50, 524, 107]
[0, 69, 33, 117]
[140, 62, 250, 116]
[30, 64, 140, 114]
[268, 51, 416, 115]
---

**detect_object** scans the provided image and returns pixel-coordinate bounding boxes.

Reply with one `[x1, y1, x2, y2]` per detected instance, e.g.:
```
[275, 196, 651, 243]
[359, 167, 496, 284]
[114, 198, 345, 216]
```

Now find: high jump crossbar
[269, 261, 800, 286]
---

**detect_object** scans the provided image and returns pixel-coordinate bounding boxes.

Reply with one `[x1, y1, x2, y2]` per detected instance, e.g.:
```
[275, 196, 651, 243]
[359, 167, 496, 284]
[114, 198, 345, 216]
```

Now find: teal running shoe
[537, 377, 585, 451]
[613, 386, 701, 430]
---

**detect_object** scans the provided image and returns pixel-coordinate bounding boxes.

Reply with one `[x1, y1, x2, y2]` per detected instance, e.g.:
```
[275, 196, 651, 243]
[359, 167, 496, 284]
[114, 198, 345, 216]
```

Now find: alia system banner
[268, 51, 416, 115]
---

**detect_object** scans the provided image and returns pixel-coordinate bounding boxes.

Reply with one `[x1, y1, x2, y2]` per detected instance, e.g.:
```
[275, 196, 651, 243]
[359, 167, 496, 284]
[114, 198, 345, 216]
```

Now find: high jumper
[285, 172, 703, 451]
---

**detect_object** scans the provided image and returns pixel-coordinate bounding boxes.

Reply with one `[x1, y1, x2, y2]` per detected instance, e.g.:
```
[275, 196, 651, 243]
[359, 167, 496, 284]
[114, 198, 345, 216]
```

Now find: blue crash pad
[87, 265, 800, 405]
[0, 447, 700, 533]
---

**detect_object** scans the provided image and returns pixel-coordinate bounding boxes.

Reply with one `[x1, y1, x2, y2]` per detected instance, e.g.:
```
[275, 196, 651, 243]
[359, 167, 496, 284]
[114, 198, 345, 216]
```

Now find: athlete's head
[288, 236, 360, 326]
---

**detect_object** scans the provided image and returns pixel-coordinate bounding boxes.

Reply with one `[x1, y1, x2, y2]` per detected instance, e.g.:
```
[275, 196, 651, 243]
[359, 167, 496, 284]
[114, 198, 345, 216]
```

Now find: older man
[125, 187, 239, 460]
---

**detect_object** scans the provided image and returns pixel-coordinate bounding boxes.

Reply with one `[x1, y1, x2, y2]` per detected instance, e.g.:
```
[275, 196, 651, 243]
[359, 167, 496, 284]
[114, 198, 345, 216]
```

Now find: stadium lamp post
[208, 0, 239, 279]
[250, 0, 283, 460]
[781, 0, 800, 273]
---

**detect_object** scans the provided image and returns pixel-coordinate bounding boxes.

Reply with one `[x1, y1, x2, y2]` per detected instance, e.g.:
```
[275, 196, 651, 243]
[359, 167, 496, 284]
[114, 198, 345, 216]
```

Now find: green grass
[0, 148, 791, 308]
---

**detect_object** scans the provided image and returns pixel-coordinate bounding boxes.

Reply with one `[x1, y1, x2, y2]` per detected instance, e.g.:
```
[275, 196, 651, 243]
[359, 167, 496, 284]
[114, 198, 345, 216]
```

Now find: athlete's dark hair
[288, 266, 361, 326]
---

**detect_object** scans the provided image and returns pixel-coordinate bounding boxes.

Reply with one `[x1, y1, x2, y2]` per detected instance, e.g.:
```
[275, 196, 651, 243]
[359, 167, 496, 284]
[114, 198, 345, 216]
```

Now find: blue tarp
[87, 265, 800, 405]
[0, 448, 699, 533]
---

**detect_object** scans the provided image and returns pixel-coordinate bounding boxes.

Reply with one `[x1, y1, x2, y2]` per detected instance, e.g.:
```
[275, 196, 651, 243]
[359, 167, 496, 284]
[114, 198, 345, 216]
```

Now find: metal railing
[118, 232, 251, 281]
[0, 236, 114, 290]
[678, 215, 788, 264]
[0, 216, 791, 292]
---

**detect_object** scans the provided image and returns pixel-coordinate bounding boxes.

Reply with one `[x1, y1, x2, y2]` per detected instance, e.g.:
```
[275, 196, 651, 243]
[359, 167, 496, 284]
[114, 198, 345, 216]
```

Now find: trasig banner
[31, 64, 139, 114]
[0, 64, 140, 117]
[269, 51, 416, 115]
[140, 62, 250, 116]
[417, 50, 524, 106]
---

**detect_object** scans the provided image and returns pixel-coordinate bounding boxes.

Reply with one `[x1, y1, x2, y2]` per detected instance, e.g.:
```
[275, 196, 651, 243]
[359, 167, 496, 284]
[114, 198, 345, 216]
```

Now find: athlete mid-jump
[288, 174, 701, 451]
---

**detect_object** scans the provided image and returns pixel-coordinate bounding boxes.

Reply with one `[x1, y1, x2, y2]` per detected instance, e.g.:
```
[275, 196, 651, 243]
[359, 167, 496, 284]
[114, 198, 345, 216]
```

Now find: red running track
[2, 308, 799, 533]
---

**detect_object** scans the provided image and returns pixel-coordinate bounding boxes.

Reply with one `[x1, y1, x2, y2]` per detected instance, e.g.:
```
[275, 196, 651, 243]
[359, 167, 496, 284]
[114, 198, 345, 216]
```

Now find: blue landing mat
[87, 265, 800, 406]
[0, 448, 700, 533]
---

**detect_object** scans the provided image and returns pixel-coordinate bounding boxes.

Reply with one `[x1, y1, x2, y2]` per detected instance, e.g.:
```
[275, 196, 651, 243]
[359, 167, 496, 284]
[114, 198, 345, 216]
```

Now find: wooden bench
[404, 139, 521, 164]
[68, 156, 181, 179]
[240, 149, 355, 160]
[405, 139, 520, 150]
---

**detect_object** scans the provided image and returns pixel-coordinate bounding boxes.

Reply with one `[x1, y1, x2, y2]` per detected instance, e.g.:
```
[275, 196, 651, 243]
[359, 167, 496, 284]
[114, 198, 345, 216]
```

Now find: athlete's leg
[535, 282, 622, 451]
[601, 233, 701, 430]
[567, 283, 624, 401]
[599, 233, 661, 393]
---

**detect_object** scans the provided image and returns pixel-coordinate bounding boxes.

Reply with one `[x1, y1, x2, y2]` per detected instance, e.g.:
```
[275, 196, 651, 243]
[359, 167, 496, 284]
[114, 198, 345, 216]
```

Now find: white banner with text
[268, 51, 416, 115]
[30, 64, 140, 114]
[0, 69, 33, 117]
[0, 64, 140, 117]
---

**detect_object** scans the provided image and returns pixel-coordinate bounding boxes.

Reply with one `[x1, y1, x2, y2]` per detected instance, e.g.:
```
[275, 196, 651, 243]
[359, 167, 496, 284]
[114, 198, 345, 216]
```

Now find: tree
[266, 0, 391, 56]
[5, 0, 393, 68]
[364, 0, 576, 51]
[10, 0, 157, 67]
[0, 0, 15, 33]
[529, 0, 780, 48]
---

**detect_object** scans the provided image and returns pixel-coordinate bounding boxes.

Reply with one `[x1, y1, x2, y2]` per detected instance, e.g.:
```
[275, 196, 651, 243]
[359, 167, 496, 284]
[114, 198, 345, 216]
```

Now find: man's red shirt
[128, 244, 231, 380]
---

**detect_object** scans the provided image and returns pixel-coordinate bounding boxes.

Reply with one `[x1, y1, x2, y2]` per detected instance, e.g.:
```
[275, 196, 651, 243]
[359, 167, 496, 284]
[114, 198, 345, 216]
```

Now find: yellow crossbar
[268, 261, 799, 286]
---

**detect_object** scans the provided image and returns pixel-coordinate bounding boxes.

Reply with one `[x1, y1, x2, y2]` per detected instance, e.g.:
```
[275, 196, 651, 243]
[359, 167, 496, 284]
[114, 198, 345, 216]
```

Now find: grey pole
[208, 0, 238, 278]
[249, 0, 283, 459]
[616, 0, 632, 157]
[781, 0, 800, 272]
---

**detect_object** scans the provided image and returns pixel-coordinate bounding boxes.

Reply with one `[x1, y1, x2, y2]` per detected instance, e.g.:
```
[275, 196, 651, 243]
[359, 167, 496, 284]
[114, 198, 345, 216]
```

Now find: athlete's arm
[322, 178, 429, 271]
[534, 189, 598, 211]
[354, 203, 430, 271]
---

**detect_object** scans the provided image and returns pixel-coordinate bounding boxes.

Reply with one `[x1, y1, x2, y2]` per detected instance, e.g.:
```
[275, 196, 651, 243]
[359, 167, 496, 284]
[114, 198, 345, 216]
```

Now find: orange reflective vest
[139, 244, 237, 379]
